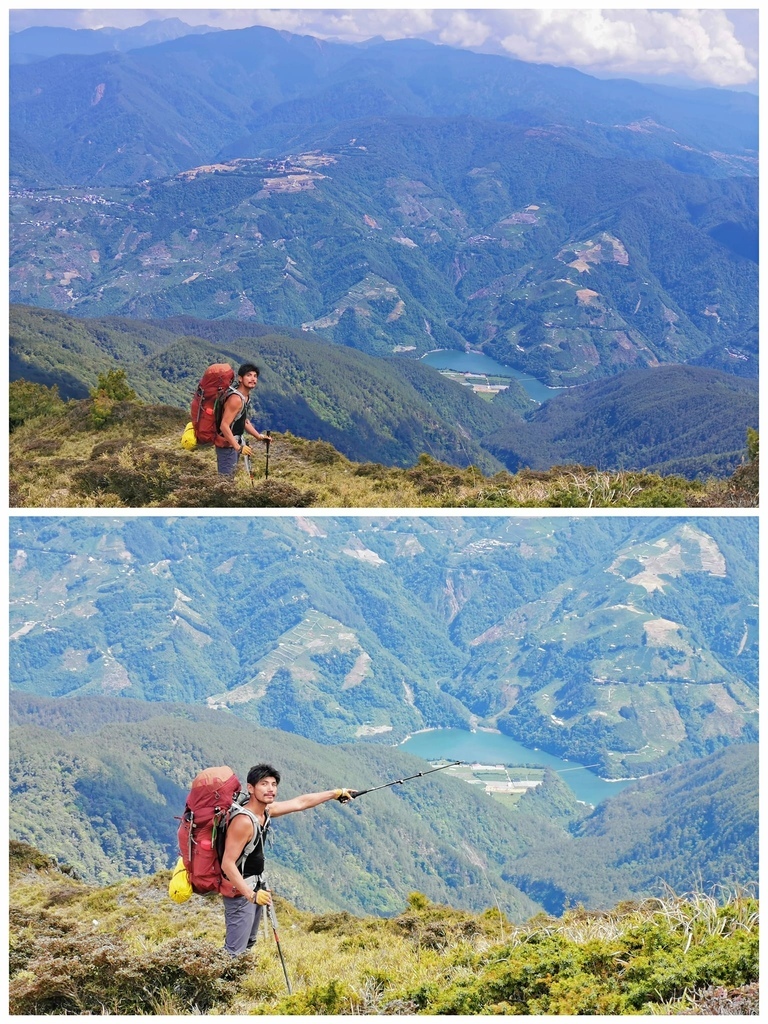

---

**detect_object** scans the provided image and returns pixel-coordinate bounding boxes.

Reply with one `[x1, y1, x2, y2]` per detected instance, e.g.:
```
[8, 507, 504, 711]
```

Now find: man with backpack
[220, 763, 356, 957]
[214, 362, 271, 477]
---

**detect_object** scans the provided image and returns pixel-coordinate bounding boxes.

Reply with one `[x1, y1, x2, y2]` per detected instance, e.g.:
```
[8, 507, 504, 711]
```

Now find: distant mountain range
[10, 26, 758, 187]
[9, 18, 221, 63]
[9, 26, 757, 392]
[10, 516, 757, 778]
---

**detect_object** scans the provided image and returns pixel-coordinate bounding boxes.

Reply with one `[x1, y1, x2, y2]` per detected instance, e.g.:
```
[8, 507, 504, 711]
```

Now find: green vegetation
[10, 516, 758, 777]
[9, 379, 65, 432]
[10, 305, 758, 484]
[485, 366, 759, 480]
[9, 690, 758, 914]
[9, 840, 758, 1015]
[8, 378, 758, 507]
[504, 745, 758, 914]
[88, 368, 139, 427]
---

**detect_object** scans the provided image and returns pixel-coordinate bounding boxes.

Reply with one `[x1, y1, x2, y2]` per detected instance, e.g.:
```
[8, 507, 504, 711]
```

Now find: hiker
[220, 763, 356, 956]
[215, 362, 270, 477]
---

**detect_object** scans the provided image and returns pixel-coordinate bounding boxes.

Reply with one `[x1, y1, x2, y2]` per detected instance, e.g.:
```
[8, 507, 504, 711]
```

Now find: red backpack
[190, 364, 235, 444]
[177, 765, 243, 896]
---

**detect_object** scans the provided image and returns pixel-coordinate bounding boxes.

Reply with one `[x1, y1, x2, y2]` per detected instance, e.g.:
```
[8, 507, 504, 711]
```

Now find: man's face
[241, 371, 259, 389]
[250, 776, 278, 803]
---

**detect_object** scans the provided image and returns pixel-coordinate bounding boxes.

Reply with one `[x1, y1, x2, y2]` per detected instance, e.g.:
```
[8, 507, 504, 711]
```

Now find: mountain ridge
[9, 306, 758, 480]
[9, 691, 758, 918]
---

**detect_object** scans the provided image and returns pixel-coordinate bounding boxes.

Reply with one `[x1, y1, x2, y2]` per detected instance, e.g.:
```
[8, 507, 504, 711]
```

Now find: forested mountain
[10, 516, 757, 776]
[485, 365, 758, 478]
[9, 693, 758, 917]
[10, 26, 757, 390]
[505, 742, 759, 914]
[10, 123, 757, 377]
[9, 305, 757, 477]
[10, 27, 757, 187]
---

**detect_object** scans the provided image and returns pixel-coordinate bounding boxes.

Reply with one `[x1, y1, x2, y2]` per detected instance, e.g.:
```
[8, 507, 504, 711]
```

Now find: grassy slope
[10, 841, 758, 1015]
[9, 393, 757, 508]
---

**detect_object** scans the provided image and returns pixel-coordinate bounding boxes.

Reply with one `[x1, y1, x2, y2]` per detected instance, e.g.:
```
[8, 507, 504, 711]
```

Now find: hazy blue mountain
[9, 19, 221, 63]
[10, 27, 757, 186]
[9, 516, 757, 776]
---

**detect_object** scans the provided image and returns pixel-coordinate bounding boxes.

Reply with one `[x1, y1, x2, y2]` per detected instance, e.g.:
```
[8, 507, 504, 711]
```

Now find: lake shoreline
[400, 726, 634, 804]
[421, 347, 584, 401]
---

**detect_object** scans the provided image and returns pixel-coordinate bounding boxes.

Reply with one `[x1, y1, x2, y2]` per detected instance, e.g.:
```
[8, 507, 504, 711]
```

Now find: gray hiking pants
[222, 889, 264, 957]
[216, 441, 242, 477]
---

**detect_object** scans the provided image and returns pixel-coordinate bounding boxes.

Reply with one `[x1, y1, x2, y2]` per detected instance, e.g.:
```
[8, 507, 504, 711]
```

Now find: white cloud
[438, 12, 492, 50]
[496, 9, 756, 87]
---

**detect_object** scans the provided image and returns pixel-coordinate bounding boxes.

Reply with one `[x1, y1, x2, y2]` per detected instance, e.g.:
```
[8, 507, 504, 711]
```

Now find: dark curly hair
[238, 362, 260, 378]
[247, 763, 281, 786]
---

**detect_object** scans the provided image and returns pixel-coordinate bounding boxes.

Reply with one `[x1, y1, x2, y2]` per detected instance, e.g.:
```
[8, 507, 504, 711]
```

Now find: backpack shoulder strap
[230, 805, 268, 863]
[214, 385, 247, 432]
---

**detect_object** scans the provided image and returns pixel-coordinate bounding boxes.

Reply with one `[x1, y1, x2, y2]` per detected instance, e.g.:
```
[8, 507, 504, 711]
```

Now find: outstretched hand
[334, 788, 358, 803]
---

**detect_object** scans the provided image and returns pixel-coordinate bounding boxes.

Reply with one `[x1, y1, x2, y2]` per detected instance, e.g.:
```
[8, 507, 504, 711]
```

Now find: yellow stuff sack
[180, 421, 197, 450]
[169, 856, 193, 903]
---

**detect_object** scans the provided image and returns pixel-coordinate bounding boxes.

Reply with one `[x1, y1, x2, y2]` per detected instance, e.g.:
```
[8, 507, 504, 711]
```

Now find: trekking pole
[352, 760, 463, 798]
[242, 449, 255, 488]
[263, 883, 292, 994]
[264, 432, 271, 479]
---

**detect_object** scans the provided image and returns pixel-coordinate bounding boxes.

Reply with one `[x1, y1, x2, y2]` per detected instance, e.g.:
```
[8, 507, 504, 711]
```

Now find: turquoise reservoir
[401, 728, 631, 806]
[421, 350, 564, 405]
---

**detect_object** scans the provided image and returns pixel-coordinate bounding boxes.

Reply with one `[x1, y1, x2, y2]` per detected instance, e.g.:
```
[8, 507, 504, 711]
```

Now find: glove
[254, 889, 272, 906]
[239, 443, 253, 457]
[334, 788, 357, 803]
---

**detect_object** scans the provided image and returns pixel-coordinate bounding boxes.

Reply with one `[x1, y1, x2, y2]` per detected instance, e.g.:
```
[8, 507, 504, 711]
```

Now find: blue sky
[9, 7, 759, 90]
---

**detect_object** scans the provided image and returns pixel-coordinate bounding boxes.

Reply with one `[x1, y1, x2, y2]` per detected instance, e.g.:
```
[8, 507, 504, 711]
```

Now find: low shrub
[9, 935, 240, 1014]
[170, 478, 316, 508]
[9, 379, 64, 431]
[405, 454, 477, 495]
[74, 446, 180, 504]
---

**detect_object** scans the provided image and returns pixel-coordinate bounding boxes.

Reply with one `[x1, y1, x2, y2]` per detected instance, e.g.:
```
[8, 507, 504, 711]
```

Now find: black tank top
[218, 387, 248, 438]
[240, 810, 269, 878]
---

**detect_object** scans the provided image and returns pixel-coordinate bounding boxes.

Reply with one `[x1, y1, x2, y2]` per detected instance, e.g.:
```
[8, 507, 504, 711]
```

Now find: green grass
[9, 394, 758, 509]
[10, 842, 758, 1015]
